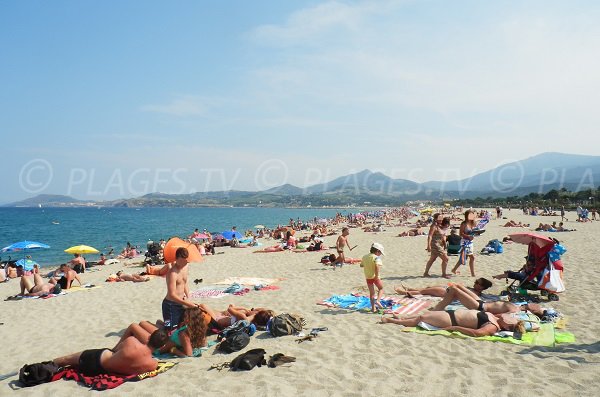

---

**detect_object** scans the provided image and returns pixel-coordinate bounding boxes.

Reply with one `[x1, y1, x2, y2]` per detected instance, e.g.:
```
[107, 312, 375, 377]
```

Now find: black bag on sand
[268, 353, 296, 368]
[230, 349, 267, 371]
[19, 361, 61, 387]
[217, 332, 250, 354]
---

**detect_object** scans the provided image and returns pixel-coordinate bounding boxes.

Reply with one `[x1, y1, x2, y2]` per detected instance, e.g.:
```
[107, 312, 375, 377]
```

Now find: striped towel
[189, 287, 228, 299]
[386, 297, 433, 316]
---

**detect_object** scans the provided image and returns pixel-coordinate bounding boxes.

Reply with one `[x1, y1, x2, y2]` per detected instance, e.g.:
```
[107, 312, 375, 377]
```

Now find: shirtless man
[394, 278, 492, 298]
[54, 263, 82, 290]
[70, 254, 86, 273]
[334, 227, 353, 267]
[19, 273, 63, 296]
[432, 283, 544, 316]
[52, 329, 168, 376]
[162, 247, 199, 330]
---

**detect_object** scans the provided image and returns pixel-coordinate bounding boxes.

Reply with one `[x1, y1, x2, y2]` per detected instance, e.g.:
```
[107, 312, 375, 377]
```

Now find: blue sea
[0, 207, 348, 267]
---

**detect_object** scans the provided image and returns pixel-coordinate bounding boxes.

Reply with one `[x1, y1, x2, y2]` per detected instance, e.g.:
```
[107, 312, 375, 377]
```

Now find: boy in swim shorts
[361, 243, 385, 312]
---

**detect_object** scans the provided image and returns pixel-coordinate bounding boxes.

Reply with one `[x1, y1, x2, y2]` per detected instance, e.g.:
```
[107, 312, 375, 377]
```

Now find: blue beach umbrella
[221, 231, 242, 240]
[1, 240, 50, 253]
[15, 258, 38, 272]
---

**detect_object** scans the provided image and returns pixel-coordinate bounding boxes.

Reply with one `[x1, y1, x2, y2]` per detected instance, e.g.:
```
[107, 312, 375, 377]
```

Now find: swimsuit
[446, 310, 458, 326]
[477, 300, 485, 311]
[162, 299, 185, 330]
[169, 325, 188, 347]
[79, 348, 113, 376]
[58, 276, 73, 289]
[476, 311, 489, 328]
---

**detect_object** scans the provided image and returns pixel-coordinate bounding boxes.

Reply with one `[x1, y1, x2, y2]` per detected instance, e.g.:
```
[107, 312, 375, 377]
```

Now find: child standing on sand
[334, 227, 353, 268]
[361, 243, 385, 312]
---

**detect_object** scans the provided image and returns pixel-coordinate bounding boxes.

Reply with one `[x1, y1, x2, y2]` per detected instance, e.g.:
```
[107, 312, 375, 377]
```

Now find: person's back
[105, 337, 157, 375]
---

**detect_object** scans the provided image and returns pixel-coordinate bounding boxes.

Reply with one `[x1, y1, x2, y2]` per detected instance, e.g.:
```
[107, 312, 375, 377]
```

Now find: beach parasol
[222, 231, 242, 240]
[15, 258, 38, 272]
[163, 237, 203, 263]
[508, 233, 555, 248]
[1, 240, 50, 253]
[64, 245, 100, 255]
[254, 225, 265, 229]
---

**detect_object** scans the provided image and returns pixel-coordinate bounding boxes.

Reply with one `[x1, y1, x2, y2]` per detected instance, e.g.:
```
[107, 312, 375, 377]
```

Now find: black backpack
[217, 331, 250, 354]
[268, 313, 305, 337]
[218, 320, 255, 340]
[19, 361, 61, 387]
[230, 348, 267, 371]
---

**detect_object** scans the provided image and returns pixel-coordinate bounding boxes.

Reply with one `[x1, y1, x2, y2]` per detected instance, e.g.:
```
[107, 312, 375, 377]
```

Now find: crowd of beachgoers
[0, 203, 589, 391]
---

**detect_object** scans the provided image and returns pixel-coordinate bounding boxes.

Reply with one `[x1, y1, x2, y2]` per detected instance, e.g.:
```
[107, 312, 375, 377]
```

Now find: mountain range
[5, 152, 600, 207]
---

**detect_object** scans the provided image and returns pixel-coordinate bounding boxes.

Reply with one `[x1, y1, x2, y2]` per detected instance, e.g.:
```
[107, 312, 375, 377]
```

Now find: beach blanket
[318, 294, 433, 315]
[51, 361, 176, 391]
[189, 286, 228, 299]
[214, 277, 285, 286]
[400, 322, 575, 347]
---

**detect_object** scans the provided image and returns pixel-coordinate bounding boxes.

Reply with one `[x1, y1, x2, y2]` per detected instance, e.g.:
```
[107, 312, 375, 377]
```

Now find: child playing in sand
[361, 243, 385, 312]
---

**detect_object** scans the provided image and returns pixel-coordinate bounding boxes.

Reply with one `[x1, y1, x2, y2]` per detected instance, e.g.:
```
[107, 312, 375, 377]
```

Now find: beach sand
[1, 210, 599, 396]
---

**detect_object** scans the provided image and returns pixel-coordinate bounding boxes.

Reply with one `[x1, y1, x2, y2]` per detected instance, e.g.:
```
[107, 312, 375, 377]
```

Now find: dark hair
[148, 329, 169, 349]
[253, 310, 274, 326]
[370, 246, 380, 254]
[441, 217, 451, 227]
[477, 278, 493, 290]
[328, 254, 336, 262]
[175, 247, 189, 259]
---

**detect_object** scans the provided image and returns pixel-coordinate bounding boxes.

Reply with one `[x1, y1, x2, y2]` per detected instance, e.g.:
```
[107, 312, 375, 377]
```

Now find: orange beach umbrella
[163, 237, 203, 263]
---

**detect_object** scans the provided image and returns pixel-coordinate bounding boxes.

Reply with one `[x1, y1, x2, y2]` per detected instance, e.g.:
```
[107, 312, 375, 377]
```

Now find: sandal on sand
[268, 353, 296, 367]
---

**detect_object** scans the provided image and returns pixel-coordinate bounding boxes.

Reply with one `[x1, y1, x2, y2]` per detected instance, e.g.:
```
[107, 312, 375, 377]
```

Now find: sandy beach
[1, 209, 599, 396]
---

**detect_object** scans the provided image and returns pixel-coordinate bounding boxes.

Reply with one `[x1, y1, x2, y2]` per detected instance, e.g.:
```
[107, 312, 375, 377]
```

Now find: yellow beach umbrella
[64, 245, 100, 255]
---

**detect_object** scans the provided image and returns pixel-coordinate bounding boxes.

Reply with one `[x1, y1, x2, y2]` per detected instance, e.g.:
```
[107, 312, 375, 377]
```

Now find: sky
[1, 0, 599, 203]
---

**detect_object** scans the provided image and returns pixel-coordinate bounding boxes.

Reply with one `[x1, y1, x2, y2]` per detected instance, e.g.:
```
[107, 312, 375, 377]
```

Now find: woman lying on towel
[197, 303, 274, 330]
[253, 245, 285, 253]
[394, 278, 492, 298]
[431, 283, 544, 316]
[121, 307, 210, 357]
[321, 253, 362, 264]
[381, 308, 525, 337]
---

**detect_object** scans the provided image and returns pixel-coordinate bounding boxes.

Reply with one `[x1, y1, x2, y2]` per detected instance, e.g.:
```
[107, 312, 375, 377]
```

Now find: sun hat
[371, 242, 385, 255]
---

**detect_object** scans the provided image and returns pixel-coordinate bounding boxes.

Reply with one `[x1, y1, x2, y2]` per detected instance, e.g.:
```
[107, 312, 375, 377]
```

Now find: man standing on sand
[162, 247, 200, 330]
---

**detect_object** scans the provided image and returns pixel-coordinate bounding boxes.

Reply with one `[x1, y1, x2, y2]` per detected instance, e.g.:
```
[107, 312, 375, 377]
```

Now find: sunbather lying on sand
[397, 228, 426, 237]
[197, 303, 273, 329]
[52, 329, 168, 376]
[381, 309, 525, 336]
[503, 220, 529, 227]
[114, 271, 150, 282]
[321, 253, 362, 264]
[394, 278, 492, 298]
[253, 245, 285, 253]
[18, 273, 63, 296]
[122, 307, 210, 357]
[431, 283, 544, 316]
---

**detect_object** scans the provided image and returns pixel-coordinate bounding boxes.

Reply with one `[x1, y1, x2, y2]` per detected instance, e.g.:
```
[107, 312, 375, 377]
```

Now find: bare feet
[381, 316, 392, 324]
[423, 273, 431, 278]
[442, 274, 451, 279]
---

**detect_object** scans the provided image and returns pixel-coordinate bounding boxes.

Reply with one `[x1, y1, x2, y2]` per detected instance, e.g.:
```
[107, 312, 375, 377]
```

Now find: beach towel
[318, 294, 433, 315]
[399, 322, 574, 347]
[189, 286, 229, 299]
[51, 361, 176, 391]
[215, 277, 285, 286]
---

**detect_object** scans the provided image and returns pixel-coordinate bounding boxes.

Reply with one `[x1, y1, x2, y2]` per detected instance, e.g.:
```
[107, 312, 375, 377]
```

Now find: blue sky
[1, 0, 599, 202]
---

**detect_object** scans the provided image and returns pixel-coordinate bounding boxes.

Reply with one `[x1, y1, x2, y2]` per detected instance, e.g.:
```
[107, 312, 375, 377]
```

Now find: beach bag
[538, 263, 565, 293]
[218, 320, 256, 340]
[19, 361, 61, 387]
[230, 348, 267, 371]
[268, 313, 305, 337]
[217, 331, 250, 354]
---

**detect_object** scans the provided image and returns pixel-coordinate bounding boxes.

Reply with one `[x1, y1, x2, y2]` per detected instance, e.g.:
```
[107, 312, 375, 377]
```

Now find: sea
[0, 207, 349, 267]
